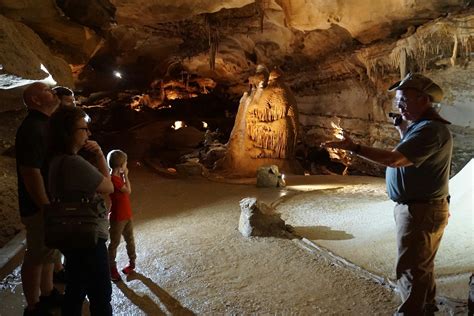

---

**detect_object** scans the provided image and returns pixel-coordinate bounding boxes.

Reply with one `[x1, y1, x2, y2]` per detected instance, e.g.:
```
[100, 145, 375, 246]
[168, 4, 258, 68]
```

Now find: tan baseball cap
[388, 73, 443, 103]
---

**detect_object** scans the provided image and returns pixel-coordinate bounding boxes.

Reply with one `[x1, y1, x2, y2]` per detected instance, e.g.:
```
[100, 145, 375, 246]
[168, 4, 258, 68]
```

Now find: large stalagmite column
[219, 66, 301, 177]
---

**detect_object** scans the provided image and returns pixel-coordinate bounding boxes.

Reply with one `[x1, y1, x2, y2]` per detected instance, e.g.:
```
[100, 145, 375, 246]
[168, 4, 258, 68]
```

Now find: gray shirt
[386, 120, 452, 202]
[49, 154, 109, 239]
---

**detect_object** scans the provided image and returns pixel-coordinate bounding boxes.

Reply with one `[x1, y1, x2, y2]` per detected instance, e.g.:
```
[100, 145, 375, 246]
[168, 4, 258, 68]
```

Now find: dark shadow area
[293, 226, 354, 240]
[119, 272, 194, 316]
[115, 280, 165, 315]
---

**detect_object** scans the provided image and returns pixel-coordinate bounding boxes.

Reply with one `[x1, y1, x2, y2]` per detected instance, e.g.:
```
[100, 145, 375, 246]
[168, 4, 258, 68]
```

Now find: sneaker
[110, 266, 122, 282]
[39, 287, 64, 309]
[53, 269, 67, 284]
[122, 262, 135, 275]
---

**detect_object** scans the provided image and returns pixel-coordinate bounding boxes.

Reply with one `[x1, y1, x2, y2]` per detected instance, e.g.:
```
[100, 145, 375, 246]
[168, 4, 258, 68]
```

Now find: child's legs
[122, 220, 136, 263]
[108, 221, 127, 267]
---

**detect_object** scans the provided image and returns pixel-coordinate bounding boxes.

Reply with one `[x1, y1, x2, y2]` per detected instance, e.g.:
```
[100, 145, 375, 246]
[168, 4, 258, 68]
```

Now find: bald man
[16, 82, 62, 315]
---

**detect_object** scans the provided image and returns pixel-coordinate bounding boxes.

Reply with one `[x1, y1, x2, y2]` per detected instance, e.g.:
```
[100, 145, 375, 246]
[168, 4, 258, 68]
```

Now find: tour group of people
[16, 83, 136, 315]
[14, 72, 464, 315]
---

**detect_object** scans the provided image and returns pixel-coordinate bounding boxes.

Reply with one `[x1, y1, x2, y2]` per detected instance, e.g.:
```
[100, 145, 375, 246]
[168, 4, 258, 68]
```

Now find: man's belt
[397, 196, 450, 204]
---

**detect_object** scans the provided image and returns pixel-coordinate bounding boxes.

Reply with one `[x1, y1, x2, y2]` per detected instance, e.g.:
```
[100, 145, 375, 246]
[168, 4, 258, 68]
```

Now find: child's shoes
[122, 262, 135, 275]
[110, 266, 122, 282]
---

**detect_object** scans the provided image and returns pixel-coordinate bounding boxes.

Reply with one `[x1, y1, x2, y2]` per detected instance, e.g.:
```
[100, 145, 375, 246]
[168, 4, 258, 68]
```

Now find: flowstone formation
[219, 66, 301, 177]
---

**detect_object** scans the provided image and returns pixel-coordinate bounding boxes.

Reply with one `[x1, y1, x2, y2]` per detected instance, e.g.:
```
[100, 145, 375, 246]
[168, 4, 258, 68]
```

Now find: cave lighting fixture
[330, 121, 344, 140]
[113, 71, 122, 79]
[40, 64, 57, 86]
[286, 184, 345, 192]
[171, 121, 186, 130]
[279, 190, 289, 198]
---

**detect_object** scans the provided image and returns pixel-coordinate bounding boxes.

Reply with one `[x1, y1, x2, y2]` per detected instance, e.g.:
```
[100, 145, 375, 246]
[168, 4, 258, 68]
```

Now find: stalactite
[250, 102, 287, 122]
[243, 81, 297, 159]
[256, 0, 264, 33]
[363, 15, 472, 84]
[399, 48, 406, 78]
[206, 15, 219, 71]
[276, 0, 292, 28]
[209, 29, 219, 70]
[247, 122, 289, 158]
[451, 33, 458, 66]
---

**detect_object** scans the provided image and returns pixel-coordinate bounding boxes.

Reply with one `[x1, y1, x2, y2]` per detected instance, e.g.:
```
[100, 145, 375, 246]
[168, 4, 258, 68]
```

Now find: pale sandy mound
[440, 158, 474, 272]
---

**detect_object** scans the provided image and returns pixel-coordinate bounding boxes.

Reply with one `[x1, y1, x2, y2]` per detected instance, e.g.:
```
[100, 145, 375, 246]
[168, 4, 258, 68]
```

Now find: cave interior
[0, 0, 473, 176]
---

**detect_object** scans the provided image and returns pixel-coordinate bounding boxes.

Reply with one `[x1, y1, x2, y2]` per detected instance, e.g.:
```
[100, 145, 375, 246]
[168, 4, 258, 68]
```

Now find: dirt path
[111, 166, 399, 314]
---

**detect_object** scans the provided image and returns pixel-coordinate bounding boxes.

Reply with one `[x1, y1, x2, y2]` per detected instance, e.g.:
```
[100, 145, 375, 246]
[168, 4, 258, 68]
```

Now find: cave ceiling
[0, 0, 472, 94]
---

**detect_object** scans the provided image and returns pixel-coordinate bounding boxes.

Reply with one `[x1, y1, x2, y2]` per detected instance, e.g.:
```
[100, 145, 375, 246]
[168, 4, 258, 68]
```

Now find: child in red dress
[106, 150, 136, 282]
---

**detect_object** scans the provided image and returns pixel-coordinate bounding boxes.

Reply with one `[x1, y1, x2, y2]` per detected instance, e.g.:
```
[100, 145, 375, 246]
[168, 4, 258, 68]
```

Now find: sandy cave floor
[0, 159, 471, 315]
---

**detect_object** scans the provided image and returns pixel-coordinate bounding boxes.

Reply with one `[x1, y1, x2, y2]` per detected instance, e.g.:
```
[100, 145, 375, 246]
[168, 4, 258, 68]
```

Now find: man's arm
[354, 145, 413, 167]
[321, 132, 413, 168]
[19, 166, 49, 208]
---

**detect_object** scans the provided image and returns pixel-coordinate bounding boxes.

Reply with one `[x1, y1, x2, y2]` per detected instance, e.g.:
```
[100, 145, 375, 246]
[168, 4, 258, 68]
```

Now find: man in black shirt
[16, 82, 61, 315]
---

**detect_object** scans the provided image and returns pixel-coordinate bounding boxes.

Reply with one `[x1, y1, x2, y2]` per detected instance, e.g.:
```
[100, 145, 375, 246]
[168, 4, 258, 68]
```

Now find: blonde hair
[107, 149, 128, 169]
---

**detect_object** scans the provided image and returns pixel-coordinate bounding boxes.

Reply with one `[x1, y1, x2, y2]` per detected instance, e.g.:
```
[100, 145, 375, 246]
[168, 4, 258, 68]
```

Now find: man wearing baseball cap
[322, 73, 453, 315]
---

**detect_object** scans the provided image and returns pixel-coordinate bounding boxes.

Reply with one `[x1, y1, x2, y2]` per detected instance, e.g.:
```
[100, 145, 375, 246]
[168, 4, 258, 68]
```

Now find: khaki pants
[108, 219, 136, 267]
[21, 211, 60, 265]
[394, 201, 449, 315]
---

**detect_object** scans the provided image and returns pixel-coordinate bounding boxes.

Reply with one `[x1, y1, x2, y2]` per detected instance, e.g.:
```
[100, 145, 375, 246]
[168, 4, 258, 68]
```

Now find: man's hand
[389, 113, 403, 126]
[19, 166, 50, 208]
[391, 115, 409, 137]
[320, 131, 357, 152]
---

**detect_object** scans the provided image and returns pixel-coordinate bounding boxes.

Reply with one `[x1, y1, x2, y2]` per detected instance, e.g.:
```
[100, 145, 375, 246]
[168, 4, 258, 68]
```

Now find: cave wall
[285, 12, 474, 174]
[0, 15, 73, 90]
[0, 1, 472, 174]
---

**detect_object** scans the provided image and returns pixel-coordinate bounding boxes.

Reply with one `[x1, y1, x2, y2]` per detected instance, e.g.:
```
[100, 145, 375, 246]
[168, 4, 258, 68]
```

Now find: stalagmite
[219, 66, 300, 177]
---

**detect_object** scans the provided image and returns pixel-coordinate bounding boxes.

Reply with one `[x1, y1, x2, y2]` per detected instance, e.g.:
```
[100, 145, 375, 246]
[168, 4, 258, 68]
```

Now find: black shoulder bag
[44, 156, 107, 250]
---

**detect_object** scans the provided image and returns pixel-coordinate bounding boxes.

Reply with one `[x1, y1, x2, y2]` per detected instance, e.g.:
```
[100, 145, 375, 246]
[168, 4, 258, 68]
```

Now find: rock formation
[0, 1, 472, 174]
[238, 197, 287, 238]
[220, 65, 301, 177]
